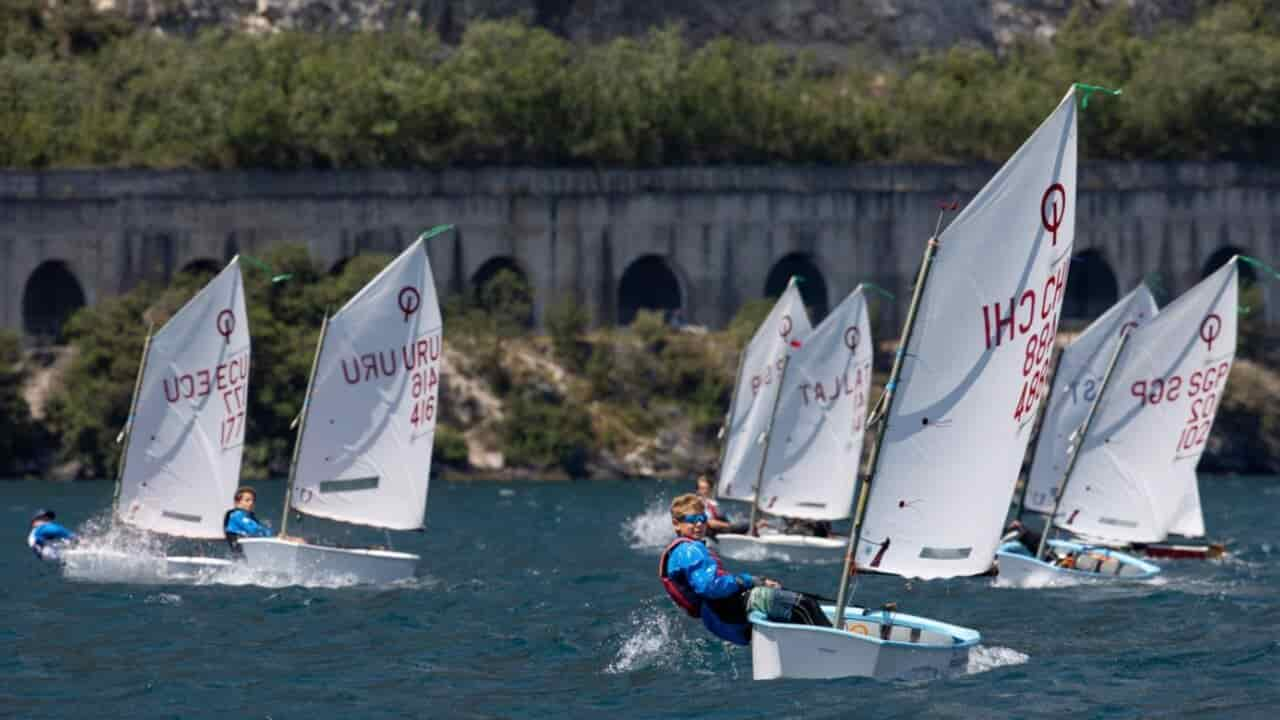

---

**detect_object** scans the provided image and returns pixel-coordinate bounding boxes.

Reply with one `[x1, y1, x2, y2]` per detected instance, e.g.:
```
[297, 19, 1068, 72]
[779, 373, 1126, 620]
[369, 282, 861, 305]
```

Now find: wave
[621, 495, 676, 551]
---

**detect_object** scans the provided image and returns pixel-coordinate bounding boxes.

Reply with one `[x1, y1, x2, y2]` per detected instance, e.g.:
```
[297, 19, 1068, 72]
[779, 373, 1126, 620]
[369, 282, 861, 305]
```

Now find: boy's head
[670, 493, 708, 540]
[234, 486, 257, 511]
[695, 475, 713, 497]
[29, 509, 55, 529]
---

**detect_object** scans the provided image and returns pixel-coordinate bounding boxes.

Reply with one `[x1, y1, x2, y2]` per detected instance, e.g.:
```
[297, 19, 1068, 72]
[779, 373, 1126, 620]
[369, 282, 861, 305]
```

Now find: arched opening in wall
[178, 258, 221, 281]
[763, 253, 829, 322]
[22, 261, 87, 345]
[1202, 246, 1256, 286]
[471, 256, 534, 327]
[1062, 249, 1119, 326]
[617, 255, 682, 326]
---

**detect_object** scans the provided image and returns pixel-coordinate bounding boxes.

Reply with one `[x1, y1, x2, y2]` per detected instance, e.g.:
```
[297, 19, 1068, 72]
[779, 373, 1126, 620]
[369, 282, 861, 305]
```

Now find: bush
[5, 6, 1280, 168]
[477, 268, 533, 337]
[546, 294, 591, 371]
[434, 423, 470, 469]
[0, 330, 42, 473]
[500, 388, 595, 477]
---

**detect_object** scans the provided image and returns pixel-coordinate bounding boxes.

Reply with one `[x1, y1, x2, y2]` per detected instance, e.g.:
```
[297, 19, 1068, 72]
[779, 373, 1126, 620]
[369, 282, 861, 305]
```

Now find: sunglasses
[680, 513, 708, 524]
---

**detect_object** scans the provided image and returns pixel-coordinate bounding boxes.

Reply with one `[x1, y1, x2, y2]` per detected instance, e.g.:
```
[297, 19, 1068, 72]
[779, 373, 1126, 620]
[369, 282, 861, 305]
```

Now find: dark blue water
[3, 476, 1277, 718]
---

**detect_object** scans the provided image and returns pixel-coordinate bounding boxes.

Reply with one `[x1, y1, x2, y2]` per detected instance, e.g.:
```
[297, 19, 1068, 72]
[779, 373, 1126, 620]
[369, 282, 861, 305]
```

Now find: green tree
[0, 330, 41, 474]
[545, 294, 591, 371]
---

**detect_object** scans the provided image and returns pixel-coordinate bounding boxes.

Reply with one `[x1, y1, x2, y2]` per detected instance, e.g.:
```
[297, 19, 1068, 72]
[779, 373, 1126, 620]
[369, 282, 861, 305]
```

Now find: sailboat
[750, 86, 1081, 681]
[238, 228, 447, 585]
[711, 278, 814, 559]
[714, 286, 873, 564]
[63, 258, 250, 579]
[998, 259, 1239, 585]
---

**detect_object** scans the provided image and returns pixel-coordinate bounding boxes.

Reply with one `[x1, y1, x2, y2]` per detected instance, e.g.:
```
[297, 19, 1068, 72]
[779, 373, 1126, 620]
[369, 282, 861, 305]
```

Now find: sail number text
[161, 350, 250, 451]
[1129, 360, 1231, 456]
[979, 260, 1069, 423]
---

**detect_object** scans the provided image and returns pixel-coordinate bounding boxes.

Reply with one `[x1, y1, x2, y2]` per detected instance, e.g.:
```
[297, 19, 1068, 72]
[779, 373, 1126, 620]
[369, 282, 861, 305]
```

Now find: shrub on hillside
[500, 388, 595, 477]
[546, 294, 591, 371]
[0, 330, 42, 474]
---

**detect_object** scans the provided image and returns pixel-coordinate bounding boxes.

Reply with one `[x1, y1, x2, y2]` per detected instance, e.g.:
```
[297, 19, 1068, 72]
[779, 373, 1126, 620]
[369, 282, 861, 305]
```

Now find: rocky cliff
[93, 0, 1199, 61]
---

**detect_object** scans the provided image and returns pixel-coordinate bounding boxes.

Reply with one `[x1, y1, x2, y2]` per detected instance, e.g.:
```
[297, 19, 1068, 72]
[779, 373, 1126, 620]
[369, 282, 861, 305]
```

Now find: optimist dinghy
[65, 258, 251, 580]
[999, 259, 1240, 585]
[749, 86, 1085, 681]
[239, 227, 450, 585]
[995, 539, 1158, 586]
[714, 285, 874, 564]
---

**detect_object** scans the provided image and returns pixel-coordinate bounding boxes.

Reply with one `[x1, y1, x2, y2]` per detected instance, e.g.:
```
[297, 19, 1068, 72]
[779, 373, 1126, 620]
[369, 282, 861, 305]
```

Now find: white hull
[714, 533, 848, 564]
[750, 604, 979, 681]
[995, 540, 1160, 588]
[238, 537, 418, 585]
[165, 556, 235, 578]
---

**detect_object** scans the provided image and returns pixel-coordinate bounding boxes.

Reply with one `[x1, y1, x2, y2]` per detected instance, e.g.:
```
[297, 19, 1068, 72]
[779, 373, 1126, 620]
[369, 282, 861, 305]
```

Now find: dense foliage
[2, 3, 1279, 168]
[0, 330, 42, 474]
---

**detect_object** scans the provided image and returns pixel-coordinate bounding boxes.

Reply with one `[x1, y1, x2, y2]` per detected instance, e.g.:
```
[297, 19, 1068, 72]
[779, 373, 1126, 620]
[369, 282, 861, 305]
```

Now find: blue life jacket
[660, 537, 752, 645]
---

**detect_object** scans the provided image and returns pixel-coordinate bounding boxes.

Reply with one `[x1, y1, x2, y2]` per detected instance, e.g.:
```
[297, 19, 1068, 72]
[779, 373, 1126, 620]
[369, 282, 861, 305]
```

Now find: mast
[833, 207, 950, 629]
[113, 323, 154, 520]
[1035, 330, 1131, 561]
[747, 351, 792, 535]
[280, 312, 330, 537]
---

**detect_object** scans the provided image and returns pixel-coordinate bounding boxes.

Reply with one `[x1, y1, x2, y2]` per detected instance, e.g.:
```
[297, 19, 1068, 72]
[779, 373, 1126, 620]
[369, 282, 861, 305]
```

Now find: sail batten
[756, 287, 873, 521]
[858, 88, 1079, 579]
[117, 259, 250, 539]
[291, 239, 442, 531]
[717, 279, 812, 502]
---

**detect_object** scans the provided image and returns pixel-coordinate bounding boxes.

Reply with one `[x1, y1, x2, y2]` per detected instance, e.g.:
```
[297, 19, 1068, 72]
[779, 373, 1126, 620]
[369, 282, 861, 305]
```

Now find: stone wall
[2, 163, 1279, 343]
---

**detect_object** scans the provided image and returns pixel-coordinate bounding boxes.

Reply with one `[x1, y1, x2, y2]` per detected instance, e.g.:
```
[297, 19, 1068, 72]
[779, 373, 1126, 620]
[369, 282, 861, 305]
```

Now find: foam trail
[966, 645, 1030, 675]
[605, 600, 718, 674]
[60, 512, 174, 585]
[622, 495, 675, 550]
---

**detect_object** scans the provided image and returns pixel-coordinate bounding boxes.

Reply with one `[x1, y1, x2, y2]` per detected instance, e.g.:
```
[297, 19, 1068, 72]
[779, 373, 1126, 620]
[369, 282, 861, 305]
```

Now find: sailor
[658, 493, 831, 645]
[694, 474, 749, 538]
[1001, 519, 1043, 553]
[27, 509, 75, 561]
[224, 486, 274, 554]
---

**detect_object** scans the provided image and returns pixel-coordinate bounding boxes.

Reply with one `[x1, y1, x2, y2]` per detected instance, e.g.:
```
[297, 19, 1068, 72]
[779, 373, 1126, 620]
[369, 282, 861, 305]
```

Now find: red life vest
[704, 498, 725, 523]
[658, 537, 729, 618]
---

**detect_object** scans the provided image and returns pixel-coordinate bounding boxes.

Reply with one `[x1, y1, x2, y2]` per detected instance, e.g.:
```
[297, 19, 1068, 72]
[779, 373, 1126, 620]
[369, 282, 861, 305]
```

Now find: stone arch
[22, 260, 87, 344]
[178, 257, 221, 279]
[1202, 245, 1256, 285]
[1063, 249, 1119, 323]
[763, 252, 829, 322]
[471, 255, 534, 326]
[617, 254, 683, 326]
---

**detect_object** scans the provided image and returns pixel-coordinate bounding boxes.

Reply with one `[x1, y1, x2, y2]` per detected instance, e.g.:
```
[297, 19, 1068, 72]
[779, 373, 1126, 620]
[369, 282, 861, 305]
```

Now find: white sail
[717, 279, 812, 501]
[756, 286, 873, 520]
[1055, 260, 1237, 542]
[1023, 286, 1158, 514]
[117, 259, 250, 539]
[857, 88, 1078, 579]
[291, 239, 442, 530]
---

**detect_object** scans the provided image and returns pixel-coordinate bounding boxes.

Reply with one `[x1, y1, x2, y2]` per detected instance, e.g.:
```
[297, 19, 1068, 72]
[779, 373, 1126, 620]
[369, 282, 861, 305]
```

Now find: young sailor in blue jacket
[27, 509, 75, 561]
[224, 486, 273, 554]
[659, 494, 831, 645]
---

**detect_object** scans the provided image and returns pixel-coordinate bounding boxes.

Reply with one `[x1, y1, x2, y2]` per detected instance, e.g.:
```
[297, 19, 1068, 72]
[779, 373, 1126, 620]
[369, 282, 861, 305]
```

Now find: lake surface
[2, 476, 1277, 718]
